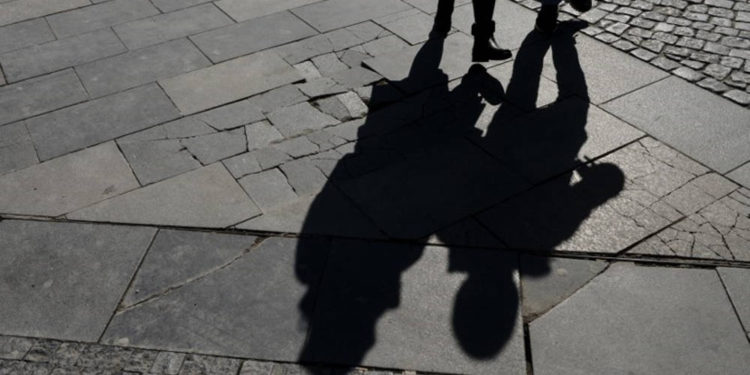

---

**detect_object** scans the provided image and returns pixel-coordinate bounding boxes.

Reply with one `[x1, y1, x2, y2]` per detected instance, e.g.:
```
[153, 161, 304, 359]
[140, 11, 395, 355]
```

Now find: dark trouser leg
[471, 0, 512, 61]
[433, 0, 455, 35]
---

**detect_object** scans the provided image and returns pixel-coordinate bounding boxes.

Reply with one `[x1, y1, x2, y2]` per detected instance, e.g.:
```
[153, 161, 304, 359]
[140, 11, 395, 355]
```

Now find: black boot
[569, 0, 592, 12]
[535, 5, 558, 34]
[471, 21, 512, 62]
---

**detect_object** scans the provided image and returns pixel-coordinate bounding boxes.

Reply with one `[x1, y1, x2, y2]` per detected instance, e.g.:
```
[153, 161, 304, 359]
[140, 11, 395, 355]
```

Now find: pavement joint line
[0, 1, 93, 30]
[113, 137, 145, 187]
[716, 269, 750, 346]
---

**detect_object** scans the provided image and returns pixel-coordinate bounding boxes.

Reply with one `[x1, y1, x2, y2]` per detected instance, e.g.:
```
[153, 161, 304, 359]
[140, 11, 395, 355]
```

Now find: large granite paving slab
[190, 11, 317, 63]
[151, 0, 211, 13]
[215, 0, 319, 22]
[530, 263, 750, 375]
[0, 29, 126, 82]
[292, 0, 412, 32]
[26, 84, 179, 161]
[160, 51, 302, 114]
[0, 0, 90, 27]
[76, 38, 211, 98]
[102, 237, 328, 361]
[0, 220, 156, 341]
[603, 77, 750, 173]
[305, 241, 525, 374]
[113, 4, 234, 50]
[0, 122, 38, 175]
[0, 69, 87, 126]
[728, 162, 750, 189]
[118, 139, 202, 185]
[0, 142, 138, 216]
[0, 19, 55, 55]
[68, 163, 260, 228]
[718, 267, 750, 336]
[46, 0, 159, 38]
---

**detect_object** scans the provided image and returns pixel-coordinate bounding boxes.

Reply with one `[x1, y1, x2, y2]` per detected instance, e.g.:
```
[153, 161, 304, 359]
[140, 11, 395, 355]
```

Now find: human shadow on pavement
[295, 22, 625, 372]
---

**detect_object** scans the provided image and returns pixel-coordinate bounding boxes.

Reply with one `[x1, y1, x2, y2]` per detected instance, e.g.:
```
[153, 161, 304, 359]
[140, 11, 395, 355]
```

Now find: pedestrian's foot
[535, 5, 558, 34]
[472, 37, 512, 62]
[569, 0, 593, 12]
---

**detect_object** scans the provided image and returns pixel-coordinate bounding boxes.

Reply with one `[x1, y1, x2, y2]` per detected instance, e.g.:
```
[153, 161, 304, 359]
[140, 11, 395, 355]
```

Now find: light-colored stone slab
[77, 38, 211, 98]
[151, 0, 210, 12]
[0, 142, 138, 216]
[0, 122, 38, 175]
[0, 19, 55, 55]
[530, 263, 750, 375]
[26, 84, 179, 161]
[160, 51, 302, 115]
[0, 70, 87, 126]
[113, 4, 233, 50]
[190, 11, 317, 63]
[238, 169, 298, 213]
[379, 9, 435, 45]
[603, 76, 750, 173]
[0, 220, 155, 341]
[69, 163, 261, 228]
[292, 0, 412, 32]
[180, 128, 247, 164]
[119, 139, 202, 185]
[0, 0, 90, 27]
[102, 237, 328, 361]
[46, 0, 159, 38]
[718, 267, 750, 335]
[452, 0, 538, 51]
[216, 0, 319, 22]
[728, 162, 750, 189]
[267, 102, 339, 137]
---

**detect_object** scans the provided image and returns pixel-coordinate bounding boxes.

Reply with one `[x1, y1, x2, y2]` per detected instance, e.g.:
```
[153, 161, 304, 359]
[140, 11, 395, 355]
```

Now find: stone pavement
[0, 0, 749, 374]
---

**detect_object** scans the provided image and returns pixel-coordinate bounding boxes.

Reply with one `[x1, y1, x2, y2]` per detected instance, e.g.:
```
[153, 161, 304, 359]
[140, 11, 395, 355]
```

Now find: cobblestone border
[512, 0, 750, 106]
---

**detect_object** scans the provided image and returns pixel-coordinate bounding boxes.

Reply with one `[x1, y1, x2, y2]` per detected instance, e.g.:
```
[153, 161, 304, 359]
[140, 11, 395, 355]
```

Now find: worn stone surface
[0, 70, 88, 126]
[292, 0, 412, 32]
[160, 51, 302, 114]
[451, 0, 539, 51]
[0, 0, 89, 27]
[728, 162, 750, 188]
[195, 99, 264, 130]
[46, 0, 159, 38]
[181, 128, 247, 164]
[215, 0, 319, 22]
[0, 337, 33, 360]
[103, 237, 328, 361]
[26, 84, 179, 161]
[603, 76, 750, 173]
[0, 122, 38, 175]
[0, 142, 139, 216]
[0, 220, 155, 341]
[119, 139, 202, 185]
[267, 102, 340, 137]
[718, 267, 750, 335]
[0, 19, 54, 55]
[530, 263, 750, 375]
[238, 169, 298, 213]
[151, 0, 211, 13]
[379, 9, 435, 45]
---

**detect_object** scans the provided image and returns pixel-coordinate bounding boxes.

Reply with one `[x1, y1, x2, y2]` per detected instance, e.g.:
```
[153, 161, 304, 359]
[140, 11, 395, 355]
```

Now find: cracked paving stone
[0, 337, 32, 360]
[122, 229, 257, 308]
[102, 237, 330, 361]
[180, 128, 247, 164]
[239, 168, 299, 213]
[223, 152, 263, 179]
[717, 267, 750, 335]
[0, 69, 87, 127]
[294, 61, 322, 81]
[151, 352, 184, 375]
[119, 139, 202, 186]
[267, 102, 339, 138]
[312, 52, 350, 76]
[0, 121, 38, 176]
[215, 0, 318, 23]
[292, 0, 412, 32]
[194, 99, 264, 131]
[246, 85, 309, 115]
[178, 354, 242, 375]
[273, 21, 386, 65]
[246, 120, 284, 152]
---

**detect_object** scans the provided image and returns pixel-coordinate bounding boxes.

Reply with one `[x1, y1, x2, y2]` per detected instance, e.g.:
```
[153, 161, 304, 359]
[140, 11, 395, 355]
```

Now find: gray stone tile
[180, 354, 242, 375]
[238, 169, 298, 213]
[180, 128, 247, 164]
[520, 256, 608, 319]
[46, 0, 159, 38]
[361, 35, 410, 57]
[122, 229, 257, 307]
[273, 21, 387, 64]
[718, 267, 750, 335]
[404, 0, 471, 13]
[245, 85, 308, 114]
[0, 220, 155, 341]
[113, 4, 233, 50]
[68, 163, 260, 228]
[602, 76, 750, 173]
[195, 99, 264, 130]
[190, 11, 317, 63]
[530, 263, 750, 375]
[0, 142, 139, 216]
[0, 0, 89, 27]
[452, 0, 537, 51]
[267, 102, 339, 137]
[728, 162, 750, 189]
[76, 38, 210, 98]
[222, 152, 262, 178]
[0, 29, 126, 82]
[160, 51, 302, 115]
[163, 117, 216, 138]
[292, 0, 412, 32]
[0, 122, 38, 175]
[215, 0, 319, 22]
[0, 337, 33, 360]
[0, 19, 55, 55]
[119, 139, 202, 185]
[379, 9, 435, 45]
[151, 0, 211, 13]
[306, 241, 525, 374]
[246, 120, 283, 151]
[26, 84, 179, 161]
[102, 237, 329, 361]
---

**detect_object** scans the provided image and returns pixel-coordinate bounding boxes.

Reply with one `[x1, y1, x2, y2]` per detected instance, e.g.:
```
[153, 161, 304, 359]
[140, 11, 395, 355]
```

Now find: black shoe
[535, 5, 559, 34]
[471, 22, 513, 62]
[569, 0, 592, 12]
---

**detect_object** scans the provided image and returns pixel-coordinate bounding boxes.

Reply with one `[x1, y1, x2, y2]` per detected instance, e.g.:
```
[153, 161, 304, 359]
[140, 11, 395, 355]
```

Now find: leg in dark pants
[432, 0, 511, 62]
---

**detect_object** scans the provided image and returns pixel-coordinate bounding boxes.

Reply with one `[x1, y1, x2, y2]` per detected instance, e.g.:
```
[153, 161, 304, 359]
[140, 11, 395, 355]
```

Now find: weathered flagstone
[122, 229, 257, 307]
[0, 0, 89, 27]
[379, 9, 435, 45]
[603, 76, 750, 173]
[404, 0, 471, 13]
[530, 263, 750, 375]
[180, 128, 247, 164]
[76, 39, 211, 98]
[292, 0, 412, 32]
[0, 122, 38, 175]
[46, 0, 159, 38]
[246, 121, 283, 152]
[238, 169, 298, 213]
[0, 19, 54, 55]
[0, 70, 85, 127]
[0, 142, 138, 216]
[26, 84, 179, 161]
[160, 51, 302, 115]
[0, 29, 126, 82]
[267, 102, 339, 137]
[307, 242, 525, 374]
[0, 336, 32, 360]
[215, 0, 319, 22]
[451, 0, 538, 51]
[718, 267, 750, 335]
[102, 237, 329, 361]
[68, 163, 260, 228]
[273, 21, 387, 65]
[728, 162, 750, 189]
[190, 11, 317, 63]
[246, 85, 308, 114]
[195, 99, 264, 130]
[0, 220, 155, 341]
[119, 139, 202, 185]
[151, 0, 211, 13]
[113, 4, 234, 50]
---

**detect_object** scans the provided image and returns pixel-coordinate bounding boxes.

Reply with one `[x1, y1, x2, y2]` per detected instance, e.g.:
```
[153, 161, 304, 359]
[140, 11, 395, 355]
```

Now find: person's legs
[536, 0, 592, 34]
[471, 0, 512, 62]
[432, 0, 455, 36]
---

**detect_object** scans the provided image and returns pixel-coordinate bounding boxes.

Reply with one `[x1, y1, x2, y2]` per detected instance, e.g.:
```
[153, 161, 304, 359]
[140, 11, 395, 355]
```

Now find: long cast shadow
[295, 22, 625, 371]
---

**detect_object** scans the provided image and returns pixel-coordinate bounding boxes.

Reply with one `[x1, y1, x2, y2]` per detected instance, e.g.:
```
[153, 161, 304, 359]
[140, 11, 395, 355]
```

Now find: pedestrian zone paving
[0, 0, 749, 374]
